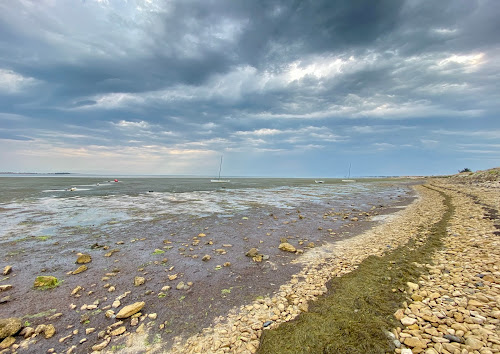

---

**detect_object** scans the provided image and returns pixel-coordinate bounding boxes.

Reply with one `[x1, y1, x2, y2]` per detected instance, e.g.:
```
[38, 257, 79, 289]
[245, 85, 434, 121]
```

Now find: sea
[0, 175, 416, 243]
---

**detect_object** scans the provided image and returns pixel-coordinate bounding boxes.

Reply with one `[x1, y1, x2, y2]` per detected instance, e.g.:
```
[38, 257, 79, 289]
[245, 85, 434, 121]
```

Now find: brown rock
[110, 326, 126, 336]
[0, 285, 12, 293]
[115, 302, 145, 319]
[404, 336, 426, 348]
[278, 242, 296, 253]
[2, 266, 12, 276]
[44, 324, 56, 339]
[71, 265, 88, 275]
[202, 255, 211, 262]
[76, 254, 92, 264]
[0, 318, 22, 339]
[0, 336, 15, 350]
[245, 248, 259, 257]
[134, 276, 145, 286]
[92, 338, 110, 351]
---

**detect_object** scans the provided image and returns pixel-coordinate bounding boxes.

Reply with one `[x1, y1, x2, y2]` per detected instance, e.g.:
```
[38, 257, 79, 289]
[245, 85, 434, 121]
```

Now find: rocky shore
[1, 171, 498, 353]
[391, 178, 499, 354]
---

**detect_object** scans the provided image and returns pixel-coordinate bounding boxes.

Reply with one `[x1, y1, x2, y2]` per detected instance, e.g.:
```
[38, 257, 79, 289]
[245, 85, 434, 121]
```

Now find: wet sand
[0, 181, 417, 353]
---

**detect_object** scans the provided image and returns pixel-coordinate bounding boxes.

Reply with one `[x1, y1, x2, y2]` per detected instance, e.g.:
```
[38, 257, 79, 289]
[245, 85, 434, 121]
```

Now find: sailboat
[342, 163, 356, 182]
[210, 156, 230, 183]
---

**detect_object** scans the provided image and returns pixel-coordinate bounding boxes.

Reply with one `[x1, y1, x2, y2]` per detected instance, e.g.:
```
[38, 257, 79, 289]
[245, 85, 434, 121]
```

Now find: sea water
[0, 176, 414, 242]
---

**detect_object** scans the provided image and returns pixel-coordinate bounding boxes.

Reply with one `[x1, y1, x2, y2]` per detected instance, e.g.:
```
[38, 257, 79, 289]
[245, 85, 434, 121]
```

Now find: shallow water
[0, 176, 410, 242]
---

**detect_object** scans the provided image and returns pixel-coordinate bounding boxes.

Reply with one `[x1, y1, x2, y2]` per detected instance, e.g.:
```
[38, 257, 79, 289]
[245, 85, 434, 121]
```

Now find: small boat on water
[211, 156, 230, 183]
[67, 187, 77, 191]
[314, 180, 324, 183]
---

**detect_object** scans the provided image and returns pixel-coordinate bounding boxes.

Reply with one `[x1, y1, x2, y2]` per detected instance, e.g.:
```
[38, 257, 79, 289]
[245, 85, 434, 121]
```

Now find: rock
[278, 242, 296, 253]
[112, 300, 121, 308]
[134, 276, 145, 286]
[110, 326, 126, 336]
[71, 286, 82, 295]
[92, 338, 110, 351]
[400, 349, 413, 354]
[0, 318, 22, 339]
[44, 324, 56, 339]
[401, 316, 417, 326]
[394, 309, 405, 320]
[0, 296, 11, 304]
[33, 276, 59, 288]
[443, 334, 463, 343]
[76, 254, 92, 264]
[404, 336, 426, 348]
[202, 255, 211, 262]
[246, 248, 259, 257]
[0, 336, 15, 350]
[148, 313, 157, 320]
[115, 302, 145, 319]
[176, 281, 185, 290]
[465, 337, 483, 350]
[2, 266, 12, 276]
[0, 285, 12, 292]
[407, 282, 419, 291]
[71, 265, 88, 275]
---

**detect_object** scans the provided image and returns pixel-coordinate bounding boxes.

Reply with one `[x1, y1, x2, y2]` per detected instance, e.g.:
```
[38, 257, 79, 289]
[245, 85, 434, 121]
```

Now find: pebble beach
[1, 170, 499, 353]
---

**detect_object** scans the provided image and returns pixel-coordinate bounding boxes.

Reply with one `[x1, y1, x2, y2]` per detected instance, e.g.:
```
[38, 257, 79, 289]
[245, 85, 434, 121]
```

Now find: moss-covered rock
[33, 276, 59, 289]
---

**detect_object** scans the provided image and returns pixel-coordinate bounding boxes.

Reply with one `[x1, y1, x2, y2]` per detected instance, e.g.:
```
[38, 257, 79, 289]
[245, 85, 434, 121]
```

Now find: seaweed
[258, 186, 453, 354]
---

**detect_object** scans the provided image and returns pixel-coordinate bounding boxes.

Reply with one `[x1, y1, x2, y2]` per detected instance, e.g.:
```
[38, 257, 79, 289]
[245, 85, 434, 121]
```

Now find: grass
[258, 186, 453, 354]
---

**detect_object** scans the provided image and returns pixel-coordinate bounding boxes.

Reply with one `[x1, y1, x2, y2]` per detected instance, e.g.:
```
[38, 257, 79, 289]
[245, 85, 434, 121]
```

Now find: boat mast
[218, 156, 223, 179]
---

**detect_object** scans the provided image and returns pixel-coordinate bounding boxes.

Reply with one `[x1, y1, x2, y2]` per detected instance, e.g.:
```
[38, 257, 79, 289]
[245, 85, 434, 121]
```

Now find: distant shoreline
[0, 172, 71, 175]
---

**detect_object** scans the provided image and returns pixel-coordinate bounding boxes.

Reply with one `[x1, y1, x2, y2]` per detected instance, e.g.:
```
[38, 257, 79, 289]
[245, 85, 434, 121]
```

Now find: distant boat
[211, 156, 230, 183]
[67, 187, 77, 191]
[314, 180, 324, 183]
[342, 163, 356, 182]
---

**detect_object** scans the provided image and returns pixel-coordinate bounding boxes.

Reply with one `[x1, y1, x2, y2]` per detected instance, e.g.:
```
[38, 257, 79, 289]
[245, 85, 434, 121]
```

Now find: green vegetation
[152, 249, 165, 255]
[23, 309, 57, 319]
[258, 186, 453, 354]
[221, 287, 232, 296]
[33, 276, 62, 290]
[459, 168, 472, 173]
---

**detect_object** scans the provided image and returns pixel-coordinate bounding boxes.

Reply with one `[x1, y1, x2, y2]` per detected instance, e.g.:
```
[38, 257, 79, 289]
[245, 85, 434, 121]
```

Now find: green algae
[258, 186, 453, 354]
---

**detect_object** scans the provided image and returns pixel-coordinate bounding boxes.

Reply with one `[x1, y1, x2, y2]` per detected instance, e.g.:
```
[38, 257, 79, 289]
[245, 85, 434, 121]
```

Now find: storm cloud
[0, 0, 498, 176]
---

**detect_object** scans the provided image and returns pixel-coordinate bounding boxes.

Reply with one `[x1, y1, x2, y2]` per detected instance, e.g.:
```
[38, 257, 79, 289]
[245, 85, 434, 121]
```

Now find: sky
[0, 0, 499, 177]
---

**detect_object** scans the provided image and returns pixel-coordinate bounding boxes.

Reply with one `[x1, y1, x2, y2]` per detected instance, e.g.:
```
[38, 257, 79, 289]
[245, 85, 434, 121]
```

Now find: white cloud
[0, 69, 38, 94]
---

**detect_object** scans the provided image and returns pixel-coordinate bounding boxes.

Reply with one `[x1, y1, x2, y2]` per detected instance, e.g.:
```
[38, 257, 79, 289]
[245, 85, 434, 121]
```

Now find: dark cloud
[0, 0, 498, 175]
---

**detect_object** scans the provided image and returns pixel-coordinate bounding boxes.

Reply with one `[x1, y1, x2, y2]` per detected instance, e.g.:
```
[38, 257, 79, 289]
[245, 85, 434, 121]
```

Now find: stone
[92, 338, 110, 351]
[134, 276, 145, 286]
[115, 302, 145, 319]
[202, 255, 211, 262]
[278, 242, 296, 253]
[2, 266, 12, 276]
[0, 336, 15, 350]
[246, 248, 259, 257]
[394, 309, 405, 320]
[443, 334, 463, 343]
[19, 327, 34, 339]
[110, 326, 126, 336]
[0, 285, 12, 292]
[71, 265, 88, 275]
[34, 276, 58, 288]
[401, 316, 417, 326]
[76, 254, 92, 264]
[0, 318, 22, 339]
[44, 324, 56, 339]
[465, 337, 483, 350]
[407, 282, 419, 291]
[404, 336, 426, 348]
